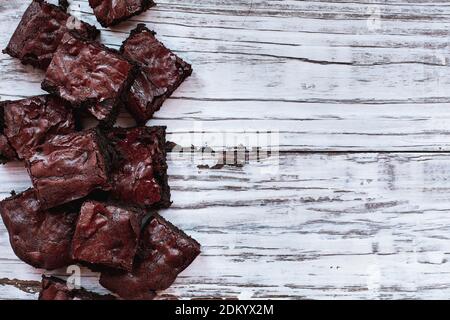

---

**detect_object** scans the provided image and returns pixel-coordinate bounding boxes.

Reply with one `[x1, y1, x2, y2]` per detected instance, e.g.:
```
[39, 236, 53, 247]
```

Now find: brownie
[42, 32, 138, 125]
[0, 95, 75, 160]
[0, 103, 18, 163]
[0, 189, 79, 270]
[39, 276, 115, 300]
[99, 214, 200, 299]
[3, 0, 99, 70]
[26, 129, 115, 209]
[107, 126, 171, 208]
[72, 201, 143, 271]
[0, 136, 16, 163]
[121, 24, 192, 124]
[89, 0, 155, 27]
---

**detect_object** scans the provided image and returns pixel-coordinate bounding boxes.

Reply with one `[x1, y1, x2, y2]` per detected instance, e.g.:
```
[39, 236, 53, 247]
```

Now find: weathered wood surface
[2, 0, 450, 300]
[3, 153, 450, 299]
[2, 1, 450, 151]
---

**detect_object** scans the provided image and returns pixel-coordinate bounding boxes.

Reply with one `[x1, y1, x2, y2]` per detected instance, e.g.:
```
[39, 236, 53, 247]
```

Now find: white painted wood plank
[3, 153, 450, 299]
[1, 1, 450, 150]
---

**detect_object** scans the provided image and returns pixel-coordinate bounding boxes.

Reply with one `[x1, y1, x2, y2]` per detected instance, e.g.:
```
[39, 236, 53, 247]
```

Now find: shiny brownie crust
[72, 201, 143, 271]
[39, 276, 115, 300]
[89, 0, 155, 27]
[3, 0, 99, 70]
[26, 129, 115, 209]
[0, 95, 75, 160]
[121, 24, 192, 124]
[107, 126, 171, 208]
[0, 189, 79, 270]
[42, 32, 139, 125]
[99, 214, 200, 299]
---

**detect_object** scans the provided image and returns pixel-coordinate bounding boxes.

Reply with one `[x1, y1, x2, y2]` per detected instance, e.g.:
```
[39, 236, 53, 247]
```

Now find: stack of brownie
[0, 0, 199, 300]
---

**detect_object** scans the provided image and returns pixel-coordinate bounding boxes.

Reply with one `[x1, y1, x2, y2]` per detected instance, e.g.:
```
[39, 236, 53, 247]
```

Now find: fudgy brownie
[89, 0, 155, 27]
[0, 95, 75, 160]
[39, 276, 115, 300]
[99, 214, 200, 299]
[0, 102, 17, 164]
[26, 129, 115, 209]
[72, 201, 143, 271]
[42, 32, 138, 125]
[3, 0, 99, 70]
[121, 24, 192, 124]
[107, 126, 171, 208]
[0, 136, 16, 163]
[0, 189, 79, 270]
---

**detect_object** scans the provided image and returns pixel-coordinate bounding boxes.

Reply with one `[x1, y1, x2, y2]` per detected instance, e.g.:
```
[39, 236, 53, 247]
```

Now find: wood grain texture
[1, 0, 450, 300]
[1, 0, 450, 150]
[3, 153, 450, 299]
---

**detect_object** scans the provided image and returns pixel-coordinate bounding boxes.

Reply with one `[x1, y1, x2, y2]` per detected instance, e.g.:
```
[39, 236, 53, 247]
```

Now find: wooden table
[1, 0, 450, 300]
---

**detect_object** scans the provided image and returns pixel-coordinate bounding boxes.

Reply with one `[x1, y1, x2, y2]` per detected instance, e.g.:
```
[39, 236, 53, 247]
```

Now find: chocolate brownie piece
[0, 107, 17, 163]
[72, 201, 143, 271]
[42, 32, 138, 125]
[3, 0, 99, 70]
[39, 276, 115, 300]
[0, 189, 79, 270]
[0, 135, 16, 163]
[0, 95, 75, 160]
[26, 129, 115, 209]
[89, 0, 155, 27]
[107, 126, 171, 208]
[100, 214, 200, 299]
[121, 24, 192, 124]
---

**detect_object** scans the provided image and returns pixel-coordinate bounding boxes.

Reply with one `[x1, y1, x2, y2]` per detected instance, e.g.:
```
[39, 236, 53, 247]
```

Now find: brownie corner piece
[108, 126, 171, 208]
[99, 213, 200, 298]
[89, 0, 156, 27]
[121, 24, 192, 124]
[39, 275, 115, 300]
[26, 129, 115, 209]
[72, 200, 144, 271]
[149, 213, 201, 259]
[0, 188, 79, 270]
[42, 32, 138, 125]
[1, 95, 75, 159]
[3, 0, 99, 70]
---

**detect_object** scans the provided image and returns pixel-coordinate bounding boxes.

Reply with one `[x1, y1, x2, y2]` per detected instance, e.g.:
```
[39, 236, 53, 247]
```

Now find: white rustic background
[1, 0, 450, 299]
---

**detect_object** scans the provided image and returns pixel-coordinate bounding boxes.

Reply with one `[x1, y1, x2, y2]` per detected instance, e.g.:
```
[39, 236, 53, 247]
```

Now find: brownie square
[100, 214, 200, 299]
[3, 0, 99, 70]
[107, 126, 171, 208]
[26, 129, 115, 209]
[89, 0, 155, 27]
[0, 189, 79, 270]
[121, 24, 192, 124]
[72, 200, 143, 271]
[0, 95, 76, 160]
[39, 276, 115, 300]
[42, 32, 138, 125]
